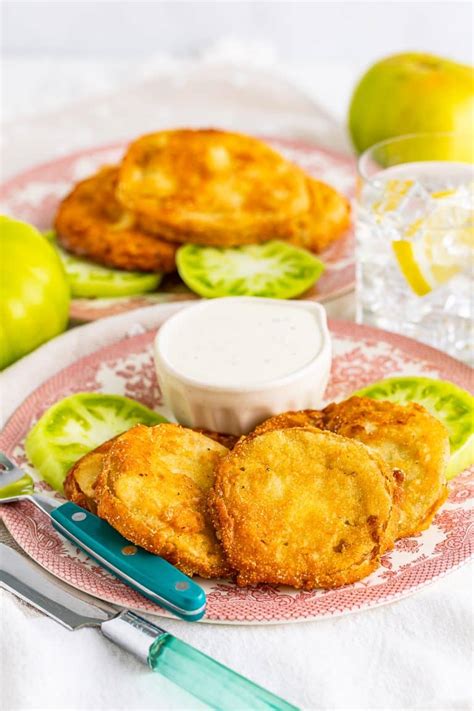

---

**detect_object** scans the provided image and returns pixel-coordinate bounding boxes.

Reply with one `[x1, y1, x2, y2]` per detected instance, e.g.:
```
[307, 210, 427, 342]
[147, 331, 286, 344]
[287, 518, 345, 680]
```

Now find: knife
[0, 544, 298, 710]
[0, 451, 206, 621]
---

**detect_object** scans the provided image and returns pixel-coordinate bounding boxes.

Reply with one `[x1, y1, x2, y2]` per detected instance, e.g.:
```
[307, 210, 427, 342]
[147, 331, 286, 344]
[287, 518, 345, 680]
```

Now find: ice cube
[427, 183, 474, 231]
[396, 182, 433, 228]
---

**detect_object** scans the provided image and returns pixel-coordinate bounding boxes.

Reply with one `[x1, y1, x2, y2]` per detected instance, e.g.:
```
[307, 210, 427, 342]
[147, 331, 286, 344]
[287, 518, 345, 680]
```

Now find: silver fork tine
[0, 451, 34, 493]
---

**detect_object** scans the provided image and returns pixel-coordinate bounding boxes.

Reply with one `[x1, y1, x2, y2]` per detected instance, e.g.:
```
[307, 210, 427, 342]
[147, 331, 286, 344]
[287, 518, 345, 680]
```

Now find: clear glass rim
[357, 131, 473, 183]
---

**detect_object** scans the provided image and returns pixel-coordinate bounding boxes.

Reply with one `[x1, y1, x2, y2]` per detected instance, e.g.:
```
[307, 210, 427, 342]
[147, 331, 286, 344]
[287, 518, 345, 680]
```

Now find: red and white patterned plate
[0, 320, 472, 624]
[0, 138, 356, 322]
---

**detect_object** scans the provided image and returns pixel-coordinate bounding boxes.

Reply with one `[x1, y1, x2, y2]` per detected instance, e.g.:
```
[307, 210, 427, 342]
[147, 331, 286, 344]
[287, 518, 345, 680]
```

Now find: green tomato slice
[176, 240, 324, 299]
[57, 246, 162, 298]
[354, 376, 474, 480]
[25, 393, 168, 491]
[45, 232, 162, 298]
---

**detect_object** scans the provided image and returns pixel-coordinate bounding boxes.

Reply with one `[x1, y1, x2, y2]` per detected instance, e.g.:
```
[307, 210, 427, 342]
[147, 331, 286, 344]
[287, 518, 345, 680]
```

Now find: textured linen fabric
[1, 564, 472, 710]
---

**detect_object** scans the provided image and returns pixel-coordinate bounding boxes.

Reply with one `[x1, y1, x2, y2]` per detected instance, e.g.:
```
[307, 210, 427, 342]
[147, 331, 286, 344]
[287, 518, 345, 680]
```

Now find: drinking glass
[356, 133, 473, 364]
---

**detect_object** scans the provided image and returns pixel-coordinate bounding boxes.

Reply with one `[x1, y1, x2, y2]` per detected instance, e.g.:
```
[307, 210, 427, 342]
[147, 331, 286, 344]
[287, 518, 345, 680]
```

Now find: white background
[3, 1, 473, 62]
[2, 1, 473, 123]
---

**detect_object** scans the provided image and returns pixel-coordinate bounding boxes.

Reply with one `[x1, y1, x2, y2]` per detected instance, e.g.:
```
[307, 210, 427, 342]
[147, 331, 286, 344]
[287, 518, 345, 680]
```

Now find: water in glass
[357, 161, 473, 364]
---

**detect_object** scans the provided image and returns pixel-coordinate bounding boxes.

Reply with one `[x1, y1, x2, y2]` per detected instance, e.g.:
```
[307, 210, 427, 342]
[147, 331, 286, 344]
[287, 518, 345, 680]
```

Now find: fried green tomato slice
[95, 424, 232, 579]
[354, 376, 474, 480]
[209, 427, 397, 589]
[323, 396, 450, 538]
[54, 166, 178, 273]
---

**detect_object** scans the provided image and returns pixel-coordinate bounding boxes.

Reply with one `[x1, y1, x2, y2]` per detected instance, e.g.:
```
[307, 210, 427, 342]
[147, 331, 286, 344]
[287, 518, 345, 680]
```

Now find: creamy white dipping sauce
[158, 299, 323, 388]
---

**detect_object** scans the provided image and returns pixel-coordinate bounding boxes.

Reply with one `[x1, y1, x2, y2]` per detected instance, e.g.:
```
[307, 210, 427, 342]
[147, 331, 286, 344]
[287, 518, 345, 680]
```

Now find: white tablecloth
[1, 50, 472, 711]
[1, 565, 471, 710]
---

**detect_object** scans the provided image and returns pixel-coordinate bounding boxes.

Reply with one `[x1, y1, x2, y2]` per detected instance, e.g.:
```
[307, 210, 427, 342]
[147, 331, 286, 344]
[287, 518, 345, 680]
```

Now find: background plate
[0, 319, 472, 624]
[0, 138, 356, 322]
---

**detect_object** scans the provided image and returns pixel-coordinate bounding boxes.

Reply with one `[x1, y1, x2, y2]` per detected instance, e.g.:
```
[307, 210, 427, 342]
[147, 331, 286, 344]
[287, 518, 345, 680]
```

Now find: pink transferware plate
[0, 138, 356, 322]
[0, 318, 472, 624]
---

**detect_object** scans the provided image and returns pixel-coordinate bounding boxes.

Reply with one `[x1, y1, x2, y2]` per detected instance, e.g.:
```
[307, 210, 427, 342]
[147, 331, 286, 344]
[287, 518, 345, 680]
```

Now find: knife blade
[0, 544, 298, 711]
[0, 543, 111, 629]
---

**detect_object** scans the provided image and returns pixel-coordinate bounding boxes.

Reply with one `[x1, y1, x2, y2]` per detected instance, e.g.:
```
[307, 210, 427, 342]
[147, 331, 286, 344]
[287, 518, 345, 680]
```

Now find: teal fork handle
[51, 502, 206, 621]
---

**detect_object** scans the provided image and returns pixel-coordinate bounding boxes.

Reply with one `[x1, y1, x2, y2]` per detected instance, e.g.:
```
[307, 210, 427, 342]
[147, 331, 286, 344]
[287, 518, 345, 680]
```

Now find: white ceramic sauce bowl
[154, 297, 332, 435]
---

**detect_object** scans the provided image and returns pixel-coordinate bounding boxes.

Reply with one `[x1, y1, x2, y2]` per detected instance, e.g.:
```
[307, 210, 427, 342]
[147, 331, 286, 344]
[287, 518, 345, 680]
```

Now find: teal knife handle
[101, 611, 298, 710]
[50, 502, 206, 621]
[149, 633, 299, 711]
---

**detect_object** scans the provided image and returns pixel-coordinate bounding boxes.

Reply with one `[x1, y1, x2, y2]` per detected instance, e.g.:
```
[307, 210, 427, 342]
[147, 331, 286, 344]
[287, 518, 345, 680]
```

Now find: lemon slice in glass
[392, 184, 474, 296]
[372, 179, 414, 216]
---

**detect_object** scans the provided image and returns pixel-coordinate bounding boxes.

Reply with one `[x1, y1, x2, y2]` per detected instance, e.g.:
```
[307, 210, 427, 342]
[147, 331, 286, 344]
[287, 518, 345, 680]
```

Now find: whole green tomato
[0, 216, 70, 369]
[349, 52, 474, 157]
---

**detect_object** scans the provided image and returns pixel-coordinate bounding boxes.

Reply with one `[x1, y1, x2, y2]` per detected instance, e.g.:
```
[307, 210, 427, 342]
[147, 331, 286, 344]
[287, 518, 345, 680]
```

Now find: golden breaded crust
[64, 439, 115, 513]
[63, 429, 236, 514]
[322, 397, 449, 538]
[209, 427, 397, 589]
[252, 410, 403, 551]
[117, 129, 314, 247]
[55, 166, 178, 272]
[285, 178, 351, 253]
[253, 409, 325, 436]
[95, 424, 231, 578]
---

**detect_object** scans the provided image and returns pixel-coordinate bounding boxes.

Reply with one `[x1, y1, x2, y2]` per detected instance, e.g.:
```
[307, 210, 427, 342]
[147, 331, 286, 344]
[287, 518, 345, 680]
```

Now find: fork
[0, 451, 207, 621]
